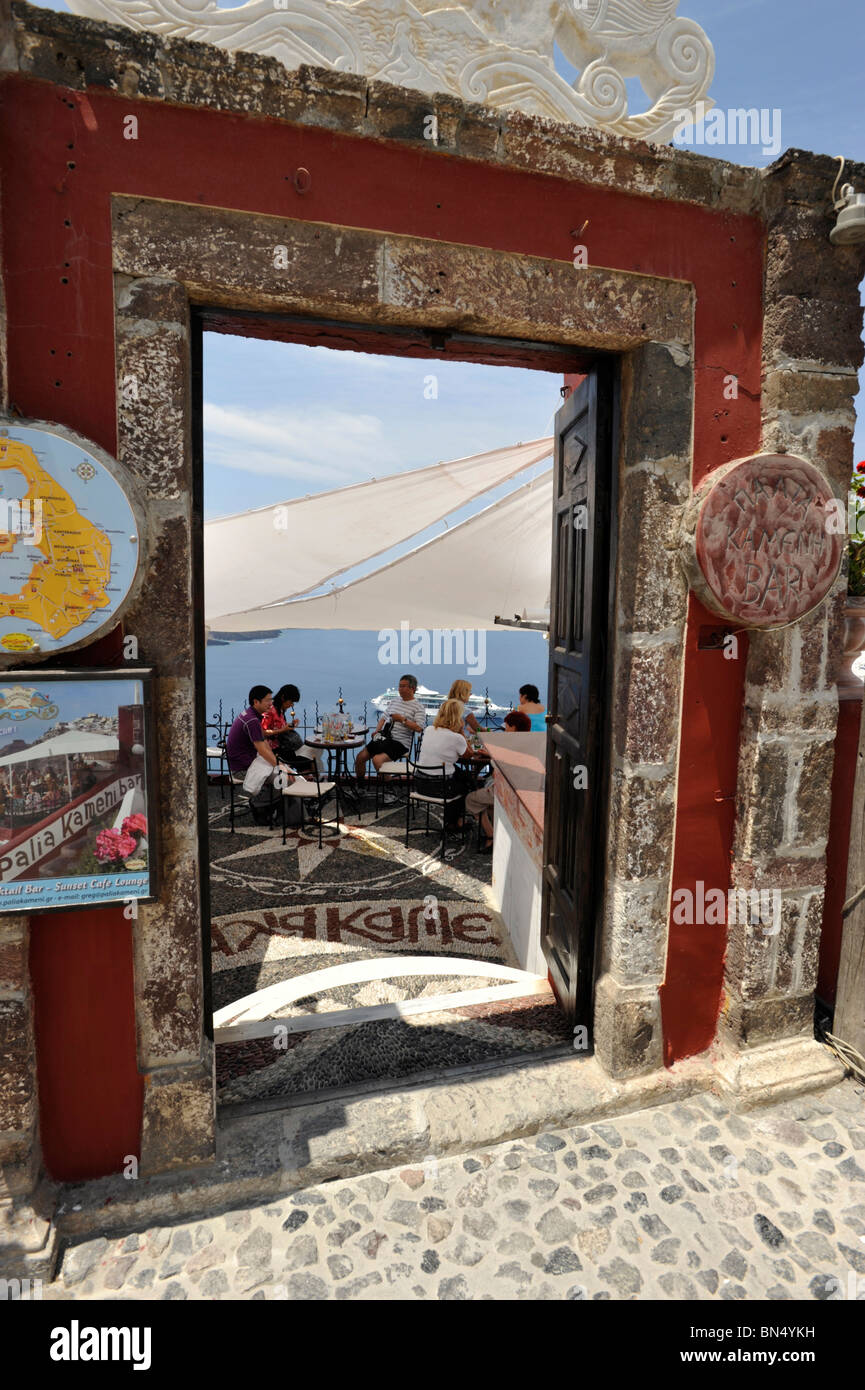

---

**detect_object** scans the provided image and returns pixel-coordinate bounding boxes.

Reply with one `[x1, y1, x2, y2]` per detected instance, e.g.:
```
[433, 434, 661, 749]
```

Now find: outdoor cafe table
[306, 729, 368, 813]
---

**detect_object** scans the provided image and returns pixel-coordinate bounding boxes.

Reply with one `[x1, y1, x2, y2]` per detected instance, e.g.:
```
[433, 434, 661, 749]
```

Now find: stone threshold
[43, 1035, 844, 1257]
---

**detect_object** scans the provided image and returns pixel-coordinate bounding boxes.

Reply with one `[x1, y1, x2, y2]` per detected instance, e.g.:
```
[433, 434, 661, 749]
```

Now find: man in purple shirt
[226, 685, 287, 826]
[226, 685, 276, 776]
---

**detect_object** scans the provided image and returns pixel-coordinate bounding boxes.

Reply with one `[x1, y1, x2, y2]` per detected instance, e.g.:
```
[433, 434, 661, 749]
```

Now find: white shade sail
[0, 731, 119, 766]
[205, 438, 552, 625]
[212, 469, 552, 632]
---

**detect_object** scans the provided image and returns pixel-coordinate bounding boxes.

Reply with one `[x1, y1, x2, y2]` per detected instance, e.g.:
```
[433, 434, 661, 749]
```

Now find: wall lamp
[830, 156, 865, 245]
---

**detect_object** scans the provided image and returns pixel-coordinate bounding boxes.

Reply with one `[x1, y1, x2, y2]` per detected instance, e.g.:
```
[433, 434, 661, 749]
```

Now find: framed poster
[0, 669, 157, 911]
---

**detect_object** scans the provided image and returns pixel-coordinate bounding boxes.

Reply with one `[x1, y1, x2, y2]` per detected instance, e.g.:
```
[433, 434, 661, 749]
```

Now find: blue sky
[27, 0, 865, 525]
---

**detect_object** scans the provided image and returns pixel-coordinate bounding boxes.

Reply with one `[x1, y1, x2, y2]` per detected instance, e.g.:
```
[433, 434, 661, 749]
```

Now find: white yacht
[371, 685, 509, 718]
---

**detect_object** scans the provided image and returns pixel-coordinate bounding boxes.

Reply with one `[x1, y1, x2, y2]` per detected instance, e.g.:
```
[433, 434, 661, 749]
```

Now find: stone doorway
[111, 194, 693, 1166]
[197, 319, 597, 1109]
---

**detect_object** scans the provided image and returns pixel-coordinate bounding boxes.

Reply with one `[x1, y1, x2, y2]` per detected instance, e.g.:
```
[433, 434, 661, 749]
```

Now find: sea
[205, 628, 548, 731]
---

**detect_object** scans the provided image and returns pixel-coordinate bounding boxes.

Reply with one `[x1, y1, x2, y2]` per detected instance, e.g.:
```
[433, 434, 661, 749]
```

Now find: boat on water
[371, 685, 509, 718]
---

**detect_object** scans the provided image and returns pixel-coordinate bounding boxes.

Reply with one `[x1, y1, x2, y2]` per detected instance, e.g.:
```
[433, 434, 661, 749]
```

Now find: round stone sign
[692, 454, 843, 628]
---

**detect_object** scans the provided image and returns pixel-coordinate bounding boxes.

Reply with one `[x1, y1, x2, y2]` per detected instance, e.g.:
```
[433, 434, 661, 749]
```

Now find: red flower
[859, 486, 865, 498]
[857, 462, 865, 473]
[95, 828, 138, 862]
[122, 812, 147, 836]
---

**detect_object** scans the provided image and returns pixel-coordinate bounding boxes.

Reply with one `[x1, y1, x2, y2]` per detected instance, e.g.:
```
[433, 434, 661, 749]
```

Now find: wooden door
[541, 362, 615, 1023]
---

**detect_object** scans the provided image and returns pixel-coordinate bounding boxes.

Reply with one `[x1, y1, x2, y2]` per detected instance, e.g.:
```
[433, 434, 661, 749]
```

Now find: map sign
[0, 424, 141, 658]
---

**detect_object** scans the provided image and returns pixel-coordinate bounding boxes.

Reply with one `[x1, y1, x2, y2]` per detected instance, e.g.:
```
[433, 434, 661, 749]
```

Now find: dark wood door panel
[541, 361, 615, 1024]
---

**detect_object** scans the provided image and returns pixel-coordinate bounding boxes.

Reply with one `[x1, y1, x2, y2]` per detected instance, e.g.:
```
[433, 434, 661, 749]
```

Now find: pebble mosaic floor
[208, 786, 569, 1104]
[48, 1080, 865, 1301]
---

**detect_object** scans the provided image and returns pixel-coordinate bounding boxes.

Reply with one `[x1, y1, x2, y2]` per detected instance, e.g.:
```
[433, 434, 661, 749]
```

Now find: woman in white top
[416, 699, 468, 776]
[415, 700, 477, 830]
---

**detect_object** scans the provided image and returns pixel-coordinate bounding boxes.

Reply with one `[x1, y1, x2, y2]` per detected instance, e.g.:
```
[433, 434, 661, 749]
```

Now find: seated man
[465, 709, 531, 851]
[354, 674, 425, 787]
[225, 684, 299, 827]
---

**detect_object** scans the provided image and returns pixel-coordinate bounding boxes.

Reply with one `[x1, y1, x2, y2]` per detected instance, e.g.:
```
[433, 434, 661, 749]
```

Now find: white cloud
[203, 402, 402, 481]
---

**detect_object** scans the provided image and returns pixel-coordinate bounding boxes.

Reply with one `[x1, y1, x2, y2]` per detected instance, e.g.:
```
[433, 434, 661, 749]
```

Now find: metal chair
[405, 759, 467, 861]
[278, 762, 340, 849]
[369, 732, 415, 823]
[206, 720, 229, 798]
[229, 767, 274, 832]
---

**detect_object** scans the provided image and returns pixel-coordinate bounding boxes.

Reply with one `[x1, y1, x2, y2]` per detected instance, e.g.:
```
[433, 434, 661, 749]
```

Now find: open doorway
[193, 312, 613, 1112]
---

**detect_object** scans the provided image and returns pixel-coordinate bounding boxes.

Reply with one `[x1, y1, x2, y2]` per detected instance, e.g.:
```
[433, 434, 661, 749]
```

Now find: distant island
[207, 630, 280, 646]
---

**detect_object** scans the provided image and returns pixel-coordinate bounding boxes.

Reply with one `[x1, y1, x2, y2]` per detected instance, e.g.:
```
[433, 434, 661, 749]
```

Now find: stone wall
[0, 0, 864, 1200]
[718, 154, 865, 1096]
[0, 914, 37, 1196]
[109, 190, 695, 1119]
[594, 341, 694, 1078]
[115, 275, 215, 1174]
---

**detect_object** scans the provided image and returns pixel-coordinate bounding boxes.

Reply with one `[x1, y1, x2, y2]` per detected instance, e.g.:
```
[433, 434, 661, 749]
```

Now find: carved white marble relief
[65, 0, 715, 143]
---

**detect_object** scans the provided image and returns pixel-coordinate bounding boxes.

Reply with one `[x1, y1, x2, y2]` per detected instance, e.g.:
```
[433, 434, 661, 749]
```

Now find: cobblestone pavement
[46, 1079, 865, 1301]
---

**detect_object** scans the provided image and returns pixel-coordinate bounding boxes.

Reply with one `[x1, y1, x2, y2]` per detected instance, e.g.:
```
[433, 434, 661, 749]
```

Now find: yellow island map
[0, 428, 138, 653]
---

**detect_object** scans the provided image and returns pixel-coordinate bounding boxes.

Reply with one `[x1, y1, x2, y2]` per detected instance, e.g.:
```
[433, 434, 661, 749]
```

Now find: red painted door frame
[0, 75, 763, 1176]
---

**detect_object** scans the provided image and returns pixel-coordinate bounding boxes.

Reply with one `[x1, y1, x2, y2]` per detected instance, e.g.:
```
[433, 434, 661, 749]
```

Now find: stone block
[617, 465, 689, 633]
[450, 108, 501, 163]
[114, 349, 189, 499]
[766, 225, 865, 303]
[797, 605, 830, 695]
[365, 79, 436, 144]
[797, 891, 826, 993]
[623, 342, 693, 466]
[772, 897, 804, 995]
[0, 998, 29, 1049]
[733, 728, 788, 860]
[733, 856, 825, 891]
[719, 992, 815, 1048]
[134, 844, 203, 1068]
[744, 630, 790, 692]
[139, 1058, 215, 1176]
[593, 973, 663, 1078]
[613, 642, 682, 765]
[747, 696, 837, 734]
[0, 1132, 38, 1198]
[724, 898, 776, 1000]
[761, 367, 860, 419]
[713, 1034, 844, 1111]
[763, 296, 865, 372]
[604, 875, 669, 981]
[792, 738, 835, 847]
[382, 238, 690, 348]
[607, 769, 675, 883]
[291, 64, 368, 131]
[116, 276, 187, 325]
[122, 516, 193, 677]
[0, 1054, 36, 1132]
[0, 935, 26, 993]
[813, 424, 856, 487]
[112, 198, 383, 320]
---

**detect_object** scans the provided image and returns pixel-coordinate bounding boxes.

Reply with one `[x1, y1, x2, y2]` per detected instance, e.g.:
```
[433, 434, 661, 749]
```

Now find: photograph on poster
[0, 669, 155, 910]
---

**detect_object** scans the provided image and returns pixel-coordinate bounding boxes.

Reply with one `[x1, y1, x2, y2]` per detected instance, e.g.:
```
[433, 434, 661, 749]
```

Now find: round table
[305, 733, 367, 813]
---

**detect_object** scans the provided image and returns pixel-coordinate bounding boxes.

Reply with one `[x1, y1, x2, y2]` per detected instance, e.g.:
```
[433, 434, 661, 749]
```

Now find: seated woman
[261, 684, 316, 774]
[465, 710, 530, 851]
[414, 699, 475, 824]
[447, 679, 480, 737]
[517, 683, 547, 732]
